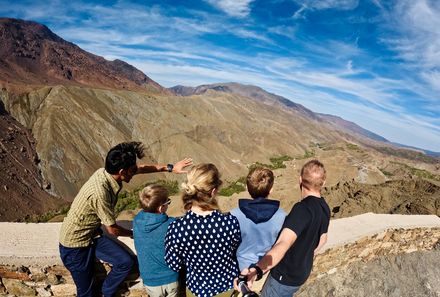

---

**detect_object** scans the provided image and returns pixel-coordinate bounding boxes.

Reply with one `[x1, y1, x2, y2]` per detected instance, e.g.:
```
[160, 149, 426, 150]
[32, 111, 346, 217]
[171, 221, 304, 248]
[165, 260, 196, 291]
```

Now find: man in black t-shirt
[236, 160, 330, 297]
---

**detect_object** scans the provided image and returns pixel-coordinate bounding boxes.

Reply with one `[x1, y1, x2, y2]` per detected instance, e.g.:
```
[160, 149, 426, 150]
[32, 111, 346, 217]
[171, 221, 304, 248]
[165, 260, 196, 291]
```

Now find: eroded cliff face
[0, 100, 66, 221]
[1, 85, 350, 200]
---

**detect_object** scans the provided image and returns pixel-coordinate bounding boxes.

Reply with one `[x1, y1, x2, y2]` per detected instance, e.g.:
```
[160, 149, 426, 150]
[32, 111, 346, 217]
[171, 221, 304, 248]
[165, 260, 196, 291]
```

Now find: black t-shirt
[271, 196, 330, 286]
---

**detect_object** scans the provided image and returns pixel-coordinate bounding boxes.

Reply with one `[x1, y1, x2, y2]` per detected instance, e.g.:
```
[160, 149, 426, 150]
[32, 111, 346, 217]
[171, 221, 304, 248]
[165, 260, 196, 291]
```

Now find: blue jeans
[60, 236, 134, 297]
[261, 274, 301, 297]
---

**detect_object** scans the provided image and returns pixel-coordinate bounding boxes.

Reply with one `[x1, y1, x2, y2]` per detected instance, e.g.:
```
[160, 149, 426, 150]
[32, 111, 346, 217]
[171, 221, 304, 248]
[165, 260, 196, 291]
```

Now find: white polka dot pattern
[165, 210, 241, 297]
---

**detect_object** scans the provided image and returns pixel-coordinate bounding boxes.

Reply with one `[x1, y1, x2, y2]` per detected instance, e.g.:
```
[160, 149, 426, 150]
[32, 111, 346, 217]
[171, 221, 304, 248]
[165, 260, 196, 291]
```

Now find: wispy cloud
[292, 5, 307, 19]
[293, 0, 359, 11]
[383, 0, 440, 91]
[205, 0, 254, 17]
[0, 0, 439, 151]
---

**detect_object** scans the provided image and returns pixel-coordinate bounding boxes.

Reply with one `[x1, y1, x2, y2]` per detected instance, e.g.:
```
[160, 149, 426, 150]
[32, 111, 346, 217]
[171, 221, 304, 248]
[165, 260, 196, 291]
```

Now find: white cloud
[292, 5, 307, 19]
[385, 1, 440, 69]
[422, 70, 440, 91]
[293, 0, 359, 11]
[205, 0, 255, 17]
[346, 60, 353, 72]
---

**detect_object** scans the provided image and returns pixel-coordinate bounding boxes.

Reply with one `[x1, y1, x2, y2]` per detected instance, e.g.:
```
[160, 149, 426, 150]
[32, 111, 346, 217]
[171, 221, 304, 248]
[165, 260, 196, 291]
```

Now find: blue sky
[1, 0, 439, 152]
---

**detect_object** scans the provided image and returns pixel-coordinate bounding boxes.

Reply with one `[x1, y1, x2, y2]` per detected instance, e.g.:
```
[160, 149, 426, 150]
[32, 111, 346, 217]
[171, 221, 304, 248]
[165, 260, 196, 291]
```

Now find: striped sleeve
[91, 184, 116, 226]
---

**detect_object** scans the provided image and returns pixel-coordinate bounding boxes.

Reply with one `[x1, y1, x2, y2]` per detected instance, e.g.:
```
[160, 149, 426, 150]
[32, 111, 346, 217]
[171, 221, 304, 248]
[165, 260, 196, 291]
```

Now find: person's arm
[136, 158, 193, 174]
[164, 224, 183, 272]
[314, 233, 328, 255]
[104, 223, 133, 237]
[236, 228, 297, 288]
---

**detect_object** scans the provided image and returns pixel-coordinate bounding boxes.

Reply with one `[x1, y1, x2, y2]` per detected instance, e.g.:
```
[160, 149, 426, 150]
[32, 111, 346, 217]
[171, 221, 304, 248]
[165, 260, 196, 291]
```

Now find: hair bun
[181, 182, 197, 195]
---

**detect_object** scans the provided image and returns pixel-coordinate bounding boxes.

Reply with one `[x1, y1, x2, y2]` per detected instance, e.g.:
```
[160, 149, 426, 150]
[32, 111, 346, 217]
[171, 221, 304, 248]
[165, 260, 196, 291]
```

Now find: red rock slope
[0, 18, 169, 94]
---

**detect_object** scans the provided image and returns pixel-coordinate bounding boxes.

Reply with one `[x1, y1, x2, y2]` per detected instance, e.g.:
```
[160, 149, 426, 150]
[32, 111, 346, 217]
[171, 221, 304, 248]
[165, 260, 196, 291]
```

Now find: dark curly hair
[105, 141, 145, 174]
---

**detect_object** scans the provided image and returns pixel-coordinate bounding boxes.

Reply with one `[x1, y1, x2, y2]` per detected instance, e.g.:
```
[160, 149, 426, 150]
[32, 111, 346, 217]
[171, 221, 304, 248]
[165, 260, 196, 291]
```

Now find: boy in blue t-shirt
[230, 167, 286, 271]
[133, 184, 179, 297]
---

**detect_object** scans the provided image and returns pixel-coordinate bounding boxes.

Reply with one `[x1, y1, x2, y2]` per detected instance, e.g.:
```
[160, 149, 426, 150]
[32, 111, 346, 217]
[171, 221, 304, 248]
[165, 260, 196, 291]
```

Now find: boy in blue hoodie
[133, 185, 179, 297]
[231, 167, 286, 272]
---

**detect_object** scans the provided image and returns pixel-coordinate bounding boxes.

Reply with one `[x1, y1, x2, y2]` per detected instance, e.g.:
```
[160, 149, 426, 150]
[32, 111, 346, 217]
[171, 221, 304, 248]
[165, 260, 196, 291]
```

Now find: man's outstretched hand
[173, 158, 193, 173]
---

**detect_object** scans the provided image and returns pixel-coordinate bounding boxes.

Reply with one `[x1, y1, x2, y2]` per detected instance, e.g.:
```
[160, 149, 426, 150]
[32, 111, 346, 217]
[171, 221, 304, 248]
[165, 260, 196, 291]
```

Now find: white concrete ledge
[324, 213, 440, 251]
[0, 213, 439, 266]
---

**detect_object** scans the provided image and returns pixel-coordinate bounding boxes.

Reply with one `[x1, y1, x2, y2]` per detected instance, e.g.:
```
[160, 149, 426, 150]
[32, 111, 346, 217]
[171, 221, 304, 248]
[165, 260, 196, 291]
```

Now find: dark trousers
[59, 236, 134, 297]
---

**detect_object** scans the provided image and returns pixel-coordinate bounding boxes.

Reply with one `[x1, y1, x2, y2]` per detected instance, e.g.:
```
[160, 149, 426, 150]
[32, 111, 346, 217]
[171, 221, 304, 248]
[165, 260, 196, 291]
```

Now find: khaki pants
[186, 287, 235, 297]
[145, 281, 179, 297]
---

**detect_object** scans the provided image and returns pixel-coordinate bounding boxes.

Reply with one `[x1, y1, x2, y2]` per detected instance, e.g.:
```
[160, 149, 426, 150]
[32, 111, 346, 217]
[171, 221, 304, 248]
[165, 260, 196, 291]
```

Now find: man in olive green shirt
[59, 141, 192, 297]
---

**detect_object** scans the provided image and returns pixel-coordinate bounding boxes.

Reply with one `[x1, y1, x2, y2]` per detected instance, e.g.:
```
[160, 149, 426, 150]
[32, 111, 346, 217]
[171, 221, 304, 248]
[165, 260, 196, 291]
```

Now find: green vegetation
[301, 150, 315, 159]
[115, 180, 179, 214]
[294, 150, 315, 160]
[219, 177, 246, 196]
[249, 155, 294, 170]
[391, 162, 440, 181]
[346, 143, 364, 153]
[269, 155, 294, 168]
[23, 205, 70, 223]
[315, 143, 330, 150]
[379, 168, 394, 177]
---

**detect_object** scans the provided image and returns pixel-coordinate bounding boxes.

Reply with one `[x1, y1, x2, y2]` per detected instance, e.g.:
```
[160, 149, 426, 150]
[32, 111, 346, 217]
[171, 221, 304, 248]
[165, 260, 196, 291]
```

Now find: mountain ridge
[0, 18, 169, 94]
[0, 18, 439, 220]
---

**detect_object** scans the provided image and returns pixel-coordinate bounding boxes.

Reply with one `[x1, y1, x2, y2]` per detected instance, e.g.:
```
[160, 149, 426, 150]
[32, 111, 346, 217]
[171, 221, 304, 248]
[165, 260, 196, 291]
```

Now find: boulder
[2, 278, 36, 296]
[50, 283, 76, 296]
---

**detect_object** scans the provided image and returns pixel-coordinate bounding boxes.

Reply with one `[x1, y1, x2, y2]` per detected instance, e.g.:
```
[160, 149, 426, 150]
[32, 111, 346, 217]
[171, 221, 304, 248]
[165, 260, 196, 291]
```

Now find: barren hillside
[0, 101, 66, 221]
[0, 18, 439, 221]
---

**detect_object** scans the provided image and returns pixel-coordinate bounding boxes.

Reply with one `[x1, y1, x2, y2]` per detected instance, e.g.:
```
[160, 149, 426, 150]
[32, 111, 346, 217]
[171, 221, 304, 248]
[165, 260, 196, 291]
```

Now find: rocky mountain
[170, 82, 322, 120]
[171, 83, 393, 144]
[0, 18, 168, 94]
[317, 113, 388, 142]
[0, 18, 438, 219]
[0, 101, 66, 221]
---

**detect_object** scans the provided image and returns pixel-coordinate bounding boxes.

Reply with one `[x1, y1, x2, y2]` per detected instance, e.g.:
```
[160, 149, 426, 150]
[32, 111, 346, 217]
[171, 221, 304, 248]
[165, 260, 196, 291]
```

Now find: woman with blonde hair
[165, 163, 241, 297]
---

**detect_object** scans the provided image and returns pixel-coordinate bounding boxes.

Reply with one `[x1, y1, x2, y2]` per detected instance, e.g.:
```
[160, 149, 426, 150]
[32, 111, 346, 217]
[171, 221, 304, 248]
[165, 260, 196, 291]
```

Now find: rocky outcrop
[0, 262, 139, 297]
[298, 228, 440, 297]
[324, 179, 440, 218]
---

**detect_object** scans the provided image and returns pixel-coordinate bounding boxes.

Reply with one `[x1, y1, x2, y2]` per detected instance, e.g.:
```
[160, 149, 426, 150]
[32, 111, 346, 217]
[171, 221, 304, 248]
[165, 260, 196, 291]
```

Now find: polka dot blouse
[165, 210, 241, 297]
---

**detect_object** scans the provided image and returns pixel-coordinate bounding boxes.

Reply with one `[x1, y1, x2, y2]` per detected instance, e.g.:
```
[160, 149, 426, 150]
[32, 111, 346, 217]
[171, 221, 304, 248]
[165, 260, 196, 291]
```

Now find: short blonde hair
[181, 163, 223, 211]
[139, 184, 169, 213]
[247, 167, 274, 198]
[300, 160, 326, 191]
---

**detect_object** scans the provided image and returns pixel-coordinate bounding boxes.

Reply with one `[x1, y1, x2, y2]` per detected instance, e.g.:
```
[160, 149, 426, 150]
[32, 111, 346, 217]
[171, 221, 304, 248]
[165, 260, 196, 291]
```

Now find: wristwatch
[248, 263, 263, 281]
[166, 163, 174, 172]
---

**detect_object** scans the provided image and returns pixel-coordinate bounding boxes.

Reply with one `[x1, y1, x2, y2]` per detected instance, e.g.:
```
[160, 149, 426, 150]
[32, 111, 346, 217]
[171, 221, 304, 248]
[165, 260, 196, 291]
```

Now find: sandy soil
[0, 214, 439, 266]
